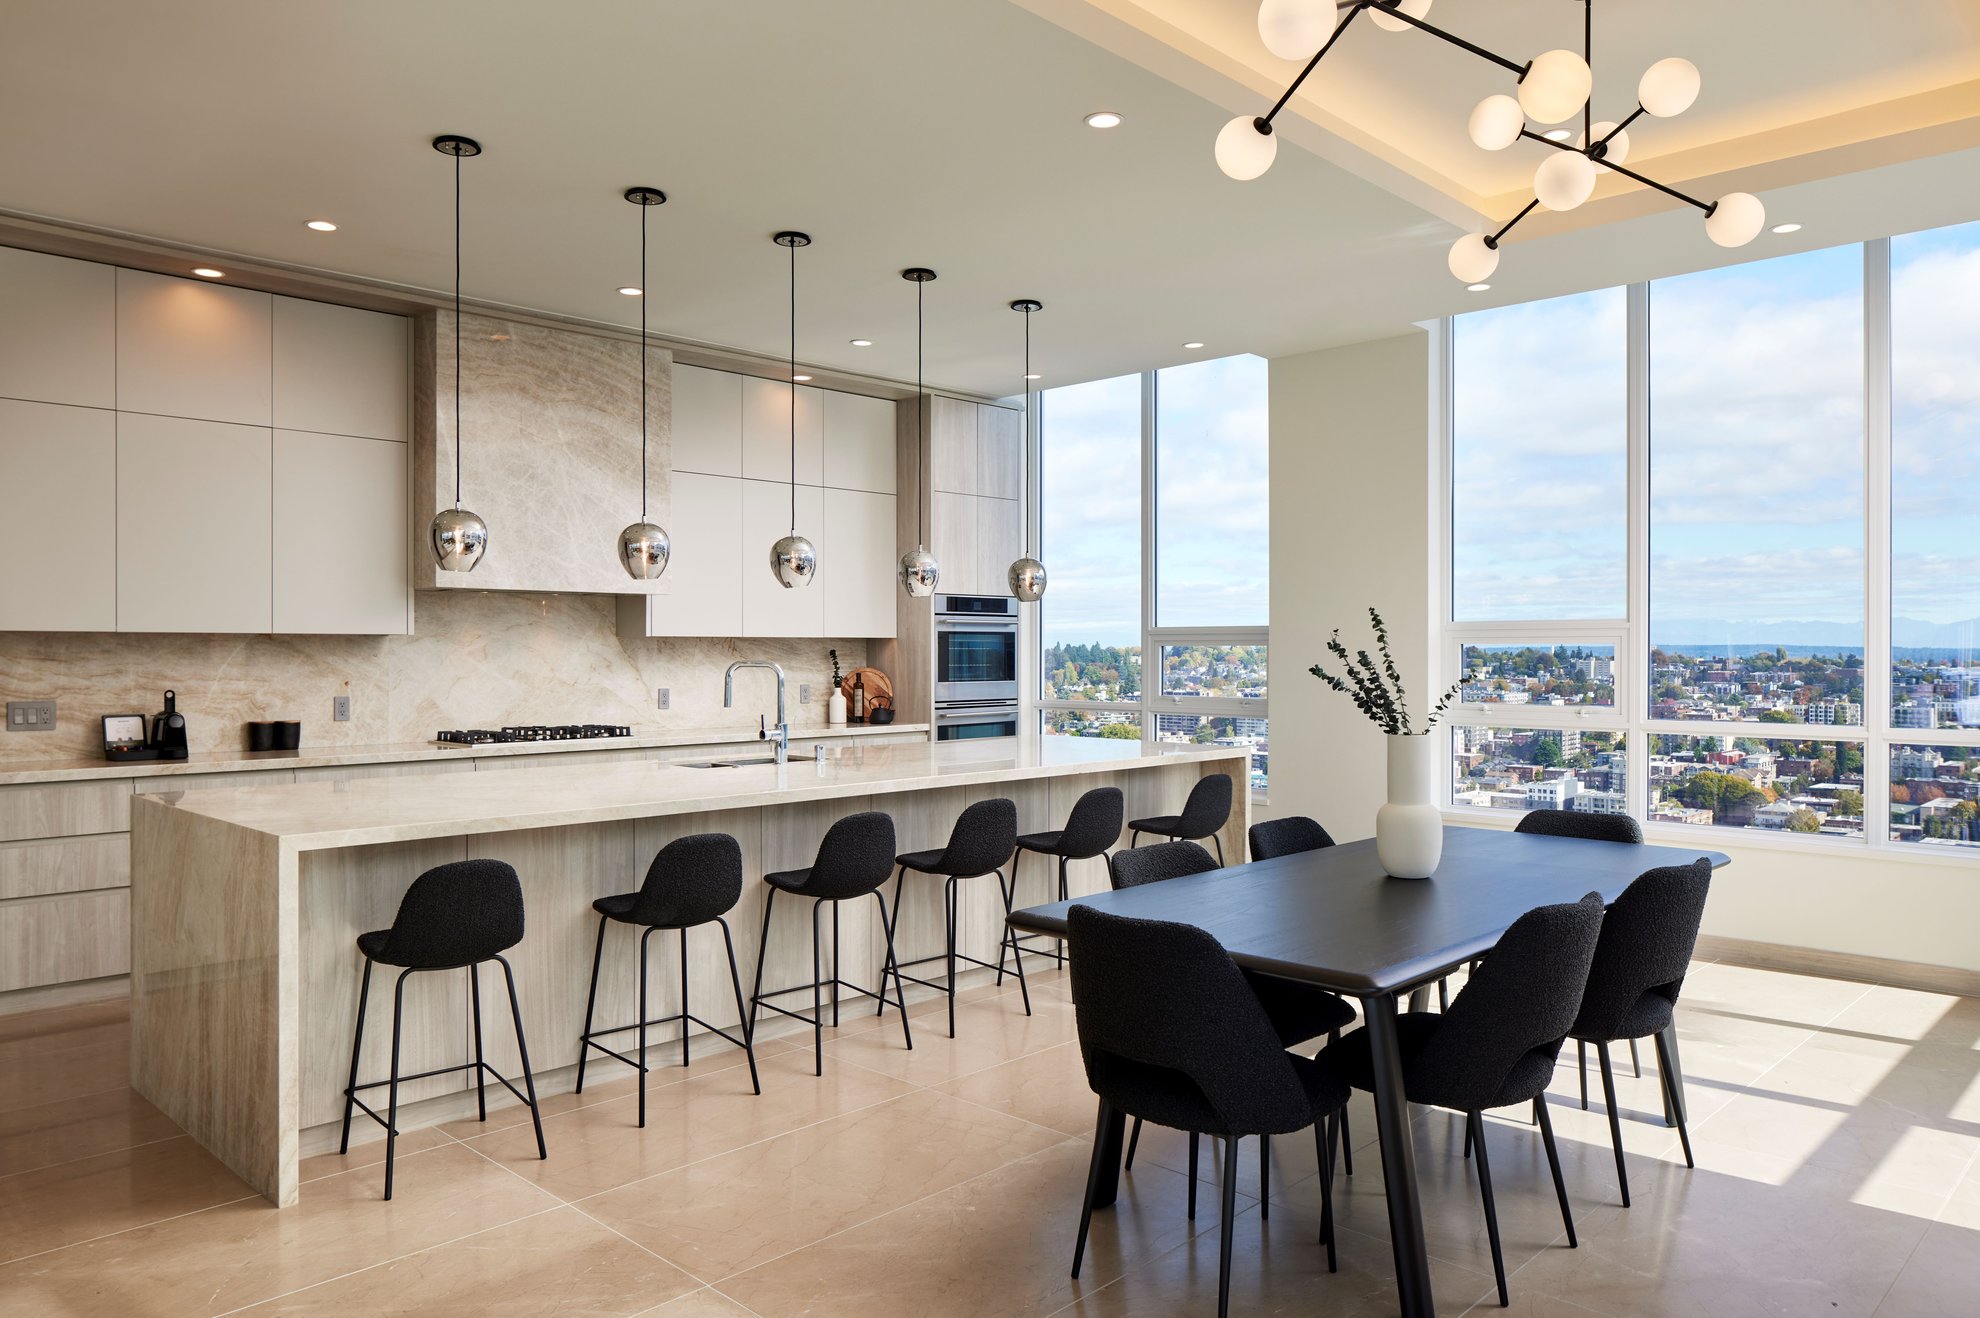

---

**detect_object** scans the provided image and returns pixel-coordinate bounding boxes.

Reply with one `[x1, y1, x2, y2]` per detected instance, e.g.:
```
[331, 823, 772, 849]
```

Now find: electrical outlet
[799, 683, 811, 704]
[333, 695, 351, 723]
[657, 688, 670, 711]
[6, 700, 56, 731]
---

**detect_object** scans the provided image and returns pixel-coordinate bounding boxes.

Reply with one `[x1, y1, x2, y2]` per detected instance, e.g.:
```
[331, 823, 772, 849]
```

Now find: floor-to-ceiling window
[1038, 354, 1271, 793]
[1442, 219, 1980, 852]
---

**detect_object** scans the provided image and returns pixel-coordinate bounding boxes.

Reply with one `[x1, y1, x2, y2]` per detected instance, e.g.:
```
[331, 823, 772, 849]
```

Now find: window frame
[1436, 238, 1980, 862]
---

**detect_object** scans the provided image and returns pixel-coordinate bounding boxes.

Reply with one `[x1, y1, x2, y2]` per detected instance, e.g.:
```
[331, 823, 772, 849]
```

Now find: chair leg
[1071, 1098, 1114, 1279]
[1654, 1029, 1695, 1169]
[996, 854, 1013, 987]
[1596, 1040, 1630, 1208]
[1217, 1136, 1240, 1318]
[830, 900, 841, 1029]
[1187, 1131, 1199, 1221]
[749, 887, 775, 1043]
[1315, 1113, 1338, 1271]
[638, 926, 655, 1128]
[873, 889, 913, 1052]
[1057, 855, 1071, 966]
[943, 875, 959, 1039]
[1629, 1036, 1641, 1079]
[878, 866, 906, 1018]
[1124, 1115, 1142, 1170]
[1437, 977, 1450, 1012]
[1534, 1095, 1577, 1247]
[469, 962, 487, 1122]
[810, 900, 824, 1077]
[383, 968, 411, 1200]
[996, 868, 1032, 1016]
[1578, 1038, 1589, 1109]
[1463, 1114, 1472, 1160]
[338, 957, 373, 1156]
[681, 926, 693, 1067]
[574, 914, 607, 1095]
[1328, 1029, 1353, 1177]
[1468, 1111, 1508, 1307]
[494, 955, 545, 1162]
[1212, 834, 1226, 867]
[1129, 830, 1140, 848]
[716, 917, 761, 1096]
[1258, 1132, 1269, 1221]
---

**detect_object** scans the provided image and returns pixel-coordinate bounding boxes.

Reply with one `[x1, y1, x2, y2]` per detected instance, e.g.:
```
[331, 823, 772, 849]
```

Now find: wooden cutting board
[840, 667, 894, 707]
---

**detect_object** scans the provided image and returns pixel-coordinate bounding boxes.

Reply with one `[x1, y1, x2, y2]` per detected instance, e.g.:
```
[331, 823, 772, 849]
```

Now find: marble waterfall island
[129, 737, 1248, 1205]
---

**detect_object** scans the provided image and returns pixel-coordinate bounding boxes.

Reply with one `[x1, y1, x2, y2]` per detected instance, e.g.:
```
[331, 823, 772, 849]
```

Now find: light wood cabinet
[272, 431, 410, 635]
[0, 246, 114, 408]
[741, 378, 823, 486]
[273, 297, 408, 442]
[116, 414, 273, 634]
[977, 497, 1022, 597]
[618, 471, 744, 638]
[740, 479, 826, 637]
[0, 779, 131, 844]
[0, 888, 129, 992]
[116, 269, 272, 426]
[672, 363, 743, 477]
[822, 390, 895, 494]
[0, 400, 117, 631]
[0, 835, 128, 901]
[929, 396, 977, 495]
[823, 486, 898, 638]
[977, 405, 1023, 501]
[931, 491, 977, 597]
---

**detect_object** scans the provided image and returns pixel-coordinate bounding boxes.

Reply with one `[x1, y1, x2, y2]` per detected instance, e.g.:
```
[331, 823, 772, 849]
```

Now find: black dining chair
[749, 811, 913, 1075]
[1005, 786, 1123, 974]
[1128, 773, 1234, 864]
[338, 858, 545, 1200]
[574, 832, 760, 1128]
[1109, 840, 1360, 1190]
[1067, 905, 1348, 1317]
[882, 798, 1030, 1038]
[1568, 858, 1712, 1207]
[1514, 806, 1646, 1072]
[1247, 814, 1336, 862]
[1316, 892, 1606, 1307]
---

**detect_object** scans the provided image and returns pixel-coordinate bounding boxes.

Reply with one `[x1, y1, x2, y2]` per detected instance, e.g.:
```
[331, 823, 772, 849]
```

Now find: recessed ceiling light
[849, 338, 873, 347]
[1182, 341, 1205, 349]
[1084, 111, 1123, 129]
[192, 267, 225, 279]
[791, 374, 813, 383]
[1467, 282, 1492, 292]
[305, 220, 338, 232]
[1544, 129, 1573, 141]
[1771, 222, 1802, 234]
[618, 286, 643, 296]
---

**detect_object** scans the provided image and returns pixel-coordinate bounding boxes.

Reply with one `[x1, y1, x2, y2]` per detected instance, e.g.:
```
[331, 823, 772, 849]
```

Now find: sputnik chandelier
[1217, 0, 1767, 284]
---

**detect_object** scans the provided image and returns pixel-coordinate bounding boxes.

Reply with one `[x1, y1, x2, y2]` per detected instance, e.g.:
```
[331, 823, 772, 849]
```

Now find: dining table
[1006, 823, 1732, 1317]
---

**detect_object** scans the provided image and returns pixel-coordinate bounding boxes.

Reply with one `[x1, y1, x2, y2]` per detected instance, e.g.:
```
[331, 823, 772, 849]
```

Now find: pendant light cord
[639, 200, 649, 522]
[788, 236, 797, 535]
[1021, 305, 1032, 558]
[452, 147, 463, 511]
[916, 277, 926, 548]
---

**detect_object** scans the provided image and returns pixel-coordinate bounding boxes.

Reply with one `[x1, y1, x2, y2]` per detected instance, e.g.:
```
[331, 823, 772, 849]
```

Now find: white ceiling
[2, 0, 1977, 393]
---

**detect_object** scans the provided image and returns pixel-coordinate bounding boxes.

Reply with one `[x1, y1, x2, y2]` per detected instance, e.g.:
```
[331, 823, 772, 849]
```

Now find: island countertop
[137, 735, 1233, 851]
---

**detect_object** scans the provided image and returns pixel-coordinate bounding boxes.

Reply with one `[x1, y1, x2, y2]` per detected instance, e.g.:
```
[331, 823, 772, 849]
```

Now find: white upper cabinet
[741, 378, 823, 486]
[622, 470, 744, 637]
[272, 430, 409, 635]
[0, 400, 116, 630]
[740, 478, 825, 637]
[273, 298, 408, 442]
[116, 270, 272, 426]
[0, 247, 114, 409]
[823, 487, 898, 638]
[928, 396, 977, 495]
[977, 405, 1023, 501]
[822, 390, 896, 494]
[116, 414, 273, 634]
[671, 363, 742, 477]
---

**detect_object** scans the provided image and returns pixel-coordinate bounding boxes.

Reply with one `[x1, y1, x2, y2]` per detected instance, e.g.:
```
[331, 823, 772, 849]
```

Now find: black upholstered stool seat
[1127, 773, 1234, 865]
[894, 847, 949, 874]
[1014, 828, 1065, 853]
[884, 798, 1030, 1039]
[576, 833, 761, 1126]
[1007, 787, 1125, 977]
[339, 858, 546, 1200]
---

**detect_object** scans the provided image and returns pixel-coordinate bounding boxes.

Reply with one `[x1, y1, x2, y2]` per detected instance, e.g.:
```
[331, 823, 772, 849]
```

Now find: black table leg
[1090, 1102, 1126, 1208]
[1363, 992, 1434, 1317]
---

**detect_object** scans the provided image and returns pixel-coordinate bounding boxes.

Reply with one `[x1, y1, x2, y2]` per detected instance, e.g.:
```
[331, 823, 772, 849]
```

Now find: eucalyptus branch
[1307, 609, 1452, 736]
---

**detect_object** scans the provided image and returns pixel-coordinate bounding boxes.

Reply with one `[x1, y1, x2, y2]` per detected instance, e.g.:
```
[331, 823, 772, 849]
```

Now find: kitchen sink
[673, 756, 782, 769]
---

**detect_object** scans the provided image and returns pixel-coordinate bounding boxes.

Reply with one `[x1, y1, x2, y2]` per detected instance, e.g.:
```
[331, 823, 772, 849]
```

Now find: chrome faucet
[724, 660, 790, 764]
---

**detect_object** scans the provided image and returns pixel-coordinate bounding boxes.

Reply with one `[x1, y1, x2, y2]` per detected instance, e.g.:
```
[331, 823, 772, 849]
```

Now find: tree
[1832, 789, 1864, 818]
[1099, 722, 1140, 740]
[1759, 709, 1801, 724]
[1787, 808, 1822, 833]
[1529, 737, 1564, 768]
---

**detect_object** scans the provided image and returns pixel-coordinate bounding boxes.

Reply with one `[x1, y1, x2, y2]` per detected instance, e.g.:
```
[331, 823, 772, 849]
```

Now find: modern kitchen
[5, 2, 1979, 1315]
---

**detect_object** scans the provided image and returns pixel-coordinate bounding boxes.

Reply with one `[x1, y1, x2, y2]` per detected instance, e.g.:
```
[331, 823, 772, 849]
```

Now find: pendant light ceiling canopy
[898, 267, 940, 599]
[430, 134, 488, 574]
[619, 185, 671, 581]
[1222, 1, 1765, 283]
[769, 231, 818, 590]
[1006, 298, 1047, 604]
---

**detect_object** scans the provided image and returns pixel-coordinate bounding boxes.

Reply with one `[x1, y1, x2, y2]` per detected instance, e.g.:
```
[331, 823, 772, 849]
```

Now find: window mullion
[1626, 279, 1652, 822]
[1864, 238, 1894, 845]
[1139, 369, 1157, 744]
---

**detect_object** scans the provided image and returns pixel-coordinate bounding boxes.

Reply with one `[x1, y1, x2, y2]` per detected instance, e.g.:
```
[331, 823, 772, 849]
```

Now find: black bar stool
[337, 858, 546, 1200]
[1005, 786, 1122, 974]
[882, 798, 1030, 1038]
[574, 832, 760, 1127]
[749, 811, 912, 1076]
[1128, 773, 1233, 864]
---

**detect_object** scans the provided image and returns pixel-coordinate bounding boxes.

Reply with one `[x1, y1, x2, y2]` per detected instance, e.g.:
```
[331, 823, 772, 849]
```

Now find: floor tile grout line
[0, 1188, 267, 1270]
[0, 1129, 189, 1184]
[0, 1077, 148, 1124]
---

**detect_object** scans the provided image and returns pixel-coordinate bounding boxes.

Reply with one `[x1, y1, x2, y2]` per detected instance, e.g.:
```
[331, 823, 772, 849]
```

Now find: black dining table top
[1007, 825, 1731, 997]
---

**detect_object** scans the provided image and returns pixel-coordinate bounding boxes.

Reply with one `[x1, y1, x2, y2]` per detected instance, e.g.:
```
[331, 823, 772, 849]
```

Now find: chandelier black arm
[1597, 104, 1646, 147]
[1359, 3, 1528, 78]
[1262, 3, 1364, 128]
[1261, 3, 1526, 133]
[1486, 198, 1542, 248]
[1518, 128, 1715, 213]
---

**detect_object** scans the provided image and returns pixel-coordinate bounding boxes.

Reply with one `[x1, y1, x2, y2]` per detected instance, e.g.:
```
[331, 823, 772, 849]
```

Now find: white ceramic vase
[1376, 732, 1443, 878]
[827, 687, 849, 727]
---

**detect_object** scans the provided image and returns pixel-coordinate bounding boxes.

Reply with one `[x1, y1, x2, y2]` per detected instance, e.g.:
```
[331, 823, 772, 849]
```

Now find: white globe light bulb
[1517, 49, 1592, 125]
[1257, 0, 1329, 60]
[1214, 115, 1277, 181]
[1577, 121, 1630, 172]
[1467, 94, 1525, 151]
[1369, 0, 1432, 34]
[1705, 192, 1766, 248]
[1534, 150, 1597, 211]
[1448, 233, 1499, 284]
[1638, 57, 1701, 118]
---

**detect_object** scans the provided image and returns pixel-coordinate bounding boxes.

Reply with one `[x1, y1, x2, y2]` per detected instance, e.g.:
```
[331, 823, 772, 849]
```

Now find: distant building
[1525, 775, 1580, 809]
[1893, 748, 1944, 782]
[1805, 699, 1862, 726]
[1570, 790, 1628, 816]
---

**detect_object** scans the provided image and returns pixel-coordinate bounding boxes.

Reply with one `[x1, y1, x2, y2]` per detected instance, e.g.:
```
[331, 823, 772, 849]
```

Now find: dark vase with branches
[1309, 609, 1460, 878]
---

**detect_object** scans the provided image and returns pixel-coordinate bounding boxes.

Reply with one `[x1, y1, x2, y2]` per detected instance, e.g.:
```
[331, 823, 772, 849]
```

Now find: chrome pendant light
[769, 232, 817, 589]
[1006, 298, 1048, 603]
[429, 135, 488, 573]
[897, 267, 939, 598]
[619, 186, 671, 580]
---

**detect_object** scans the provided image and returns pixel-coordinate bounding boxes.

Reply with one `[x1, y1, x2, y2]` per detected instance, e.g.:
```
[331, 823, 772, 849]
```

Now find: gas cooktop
[435, 725, 633, 746]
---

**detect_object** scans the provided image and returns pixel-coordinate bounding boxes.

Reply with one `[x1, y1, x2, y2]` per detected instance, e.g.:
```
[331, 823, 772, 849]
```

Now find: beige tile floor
[0, 958, 1976, 1316]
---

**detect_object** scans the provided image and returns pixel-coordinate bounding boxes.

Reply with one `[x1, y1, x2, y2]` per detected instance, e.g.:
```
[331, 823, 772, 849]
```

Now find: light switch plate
[6, 700, 56, 731]
[333, 696, 351, 722]
[657, 688, 670, 711]
[799, 683, 811, 704]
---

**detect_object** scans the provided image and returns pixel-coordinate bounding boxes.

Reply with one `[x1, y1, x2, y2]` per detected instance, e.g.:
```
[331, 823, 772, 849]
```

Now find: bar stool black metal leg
[1468, 1111, 1508, 1306]
[574, 914, 607, 1095]
[383, 967, 411, 1201]
[749, 887, 775, 1043]
[1596, 1040, 1630, 1207]
[495, 954, 546, 1161]
[996, 868, 1032, 1015]
[469, 962, 487, 1122]
[638, 925, 654, 1127]
[878, 866, 907, 1018]
[680, 926, 692, 1068]
[996, 854, 1014, 987]
[1534, 1095, 1577, 1247]
[1212, 834, 1225, 866]
[943, 875, 958, 1039]
[338, 957, 373, 1155]
[830, 900, 841, 1027]
[810, 899, 825, 1076]
[1124, 1115, 1142, 1170]
[713, 917, 761, 1095]
[1129, 829, 1140, 848]
[873, 888, 913, 1051]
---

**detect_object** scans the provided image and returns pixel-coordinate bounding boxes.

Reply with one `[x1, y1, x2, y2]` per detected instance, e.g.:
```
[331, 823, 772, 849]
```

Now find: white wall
[1267, 330, 1980, 975]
